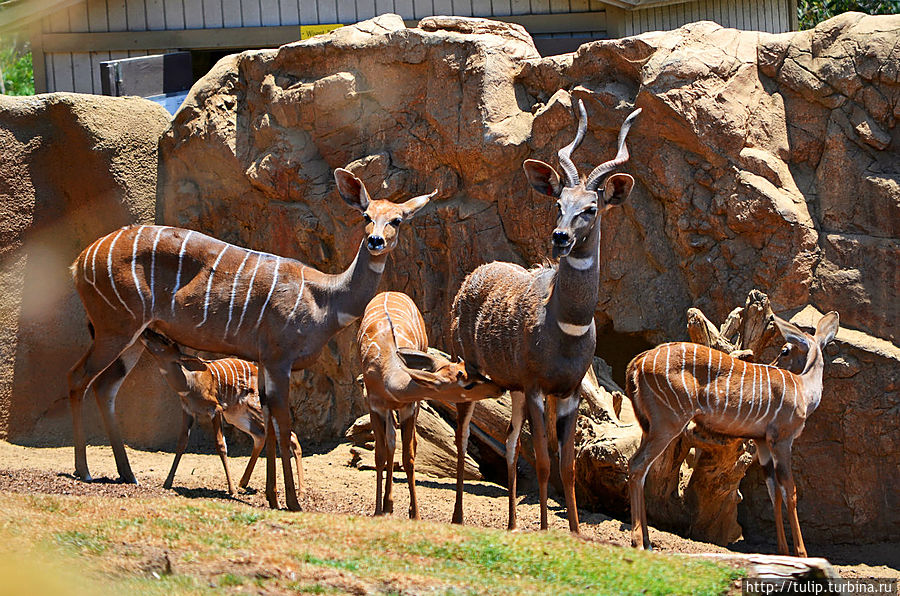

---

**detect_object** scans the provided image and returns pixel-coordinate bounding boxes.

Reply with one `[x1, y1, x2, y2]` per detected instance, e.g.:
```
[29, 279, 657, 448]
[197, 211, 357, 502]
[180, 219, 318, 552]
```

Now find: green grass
[0, 494, 741, 595]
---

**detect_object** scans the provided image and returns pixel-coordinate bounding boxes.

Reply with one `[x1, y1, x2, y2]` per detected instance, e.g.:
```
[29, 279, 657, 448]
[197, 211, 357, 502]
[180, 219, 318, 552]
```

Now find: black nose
[552, 230, 571, 246]
[367, 236, 385, 250]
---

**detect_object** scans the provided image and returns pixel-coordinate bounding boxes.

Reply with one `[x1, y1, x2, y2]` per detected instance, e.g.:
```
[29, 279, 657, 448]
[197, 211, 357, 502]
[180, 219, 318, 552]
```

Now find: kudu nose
[552, 230, 571, 246]
[367, 235, 385, 251]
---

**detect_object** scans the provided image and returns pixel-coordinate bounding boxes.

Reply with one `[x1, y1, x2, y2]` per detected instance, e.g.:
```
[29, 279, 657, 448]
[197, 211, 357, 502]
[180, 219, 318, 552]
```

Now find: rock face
[0, 93, 180, 448]
[157, 12, 898, 545]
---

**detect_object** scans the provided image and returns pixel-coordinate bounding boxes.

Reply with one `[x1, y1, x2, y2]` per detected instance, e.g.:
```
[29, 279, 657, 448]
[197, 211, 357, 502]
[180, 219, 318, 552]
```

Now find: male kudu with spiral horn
[67, 167, 434, 511]
[451, 100, 641, 532]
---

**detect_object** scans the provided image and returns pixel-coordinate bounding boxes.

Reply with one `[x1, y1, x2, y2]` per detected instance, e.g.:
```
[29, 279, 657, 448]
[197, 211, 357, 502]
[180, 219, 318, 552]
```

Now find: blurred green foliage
[1, 35, 34, 96]
[798, 0, 899, 29]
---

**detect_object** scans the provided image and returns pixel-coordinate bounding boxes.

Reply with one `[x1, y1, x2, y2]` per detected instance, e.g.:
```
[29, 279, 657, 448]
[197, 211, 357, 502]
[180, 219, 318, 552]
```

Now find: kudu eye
[389, 217, 402, 227]
[781, 345, 791, 356]
[582, 205, 597, 217]
[363, 213, 373, 224]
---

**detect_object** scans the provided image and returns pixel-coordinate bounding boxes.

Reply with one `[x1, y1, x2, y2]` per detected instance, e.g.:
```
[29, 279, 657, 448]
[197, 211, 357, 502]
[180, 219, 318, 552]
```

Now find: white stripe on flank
[772, 368, 788, 421]
[558, 320, 592, 336]
[759, 367, 773, 424]
[735, 361, 746, 421]
[255, 257, 281, 329]
[84, 237, 116, 309]
[680, 344, 690, 414]
[565, 254, 594, 270]
[665, 345, 686, 415]
[284, 266, 306, 329]
[171, 230, 194, 315]
[149, 226, 165, 315]
[83, 238, 100, 284]
[236, 253, 264, 332]
[745, 365, 757, 426]
[648, 349, 678, 416]
[131, 226, 147, 321]
[107, 229, 136, 319]
[225, 251, 252, 336]
[722, 356, 734, 414]
[394, 330, 415, 347]
[704, 348, 713, 413]
[197, 244, 229, 328]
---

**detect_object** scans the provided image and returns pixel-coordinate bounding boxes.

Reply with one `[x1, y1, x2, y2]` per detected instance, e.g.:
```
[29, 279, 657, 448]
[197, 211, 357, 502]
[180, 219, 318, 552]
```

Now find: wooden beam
[41, 25, 303, 53]
[28, 22, 47, 94]
[0, 0, 84, 33]
[788, 0, 799, 30]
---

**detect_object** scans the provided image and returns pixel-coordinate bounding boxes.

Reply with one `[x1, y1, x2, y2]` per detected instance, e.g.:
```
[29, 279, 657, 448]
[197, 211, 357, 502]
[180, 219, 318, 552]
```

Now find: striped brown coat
[357, 292, 502, 519]
[140, 330, 301, 495]
[626, 311, 839, 557]
[67, 167, 433, 512]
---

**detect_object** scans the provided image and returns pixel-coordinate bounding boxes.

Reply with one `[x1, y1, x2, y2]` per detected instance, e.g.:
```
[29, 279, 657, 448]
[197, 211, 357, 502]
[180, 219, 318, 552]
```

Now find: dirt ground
[0, 440, 896, 581]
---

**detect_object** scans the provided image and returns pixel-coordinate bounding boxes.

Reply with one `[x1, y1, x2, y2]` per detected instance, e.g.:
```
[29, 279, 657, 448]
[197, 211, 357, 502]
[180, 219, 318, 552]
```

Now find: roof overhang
[0, 0, 85, 34]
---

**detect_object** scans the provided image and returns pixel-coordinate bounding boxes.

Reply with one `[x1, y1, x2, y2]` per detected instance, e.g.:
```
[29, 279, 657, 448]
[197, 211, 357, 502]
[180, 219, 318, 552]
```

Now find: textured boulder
[155, 13, 898, 544]
[0, 93, 179, 448]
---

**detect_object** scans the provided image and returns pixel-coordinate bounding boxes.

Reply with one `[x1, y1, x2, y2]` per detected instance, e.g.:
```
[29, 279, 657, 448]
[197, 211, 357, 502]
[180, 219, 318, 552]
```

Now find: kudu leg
[382, 410, 398, 515]
[505, 391, 526, 530]
[264, 413, 278, 509]
[164, 410, 194, 489]
[369, 407, 390, 516]
[398, 403, 419, 520]
[265, 368, 301, 512]
[211, 409, 235, 495]
[451, 402, 475, 524]
[92, 342, 143, 484]
[525, 390, 551, 530]
[67, 335, 138, 483]
[628, 421, 684, 549]
[289, 432, 303, 495]
[772, 439, 807, 557]
[757, 441, 789, 555]
[238, 433, 265, 489]
[555, 393, 581, 533]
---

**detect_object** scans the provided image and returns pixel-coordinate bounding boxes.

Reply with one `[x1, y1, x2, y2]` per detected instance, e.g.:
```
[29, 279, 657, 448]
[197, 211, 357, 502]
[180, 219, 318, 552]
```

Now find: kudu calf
[357, 291, 503, 519]
[626, 311, 839, 556]
[68, 168, 434, 510]
[139, 329, 301, 494]
[450, 100, 641, 532]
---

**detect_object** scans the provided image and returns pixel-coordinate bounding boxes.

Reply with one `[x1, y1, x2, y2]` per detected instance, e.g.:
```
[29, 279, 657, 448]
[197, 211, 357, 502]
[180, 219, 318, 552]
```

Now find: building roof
[0, 0, 85, 33]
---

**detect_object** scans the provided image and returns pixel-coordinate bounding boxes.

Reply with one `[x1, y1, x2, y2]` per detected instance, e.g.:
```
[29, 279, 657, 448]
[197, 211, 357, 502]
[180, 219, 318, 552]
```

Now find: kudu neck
[329, 238, 388, 319]
[551, 219, 602, 325]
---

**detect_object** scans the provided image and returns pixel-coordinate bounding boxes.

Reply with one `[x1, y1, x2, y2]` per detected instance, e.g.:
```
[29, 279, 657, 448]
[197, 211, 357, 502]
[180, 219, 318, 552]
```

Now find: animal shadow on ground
[730, 538, 900, 568]
[171, 485, 256, 505]
[416, 478, 510, 499]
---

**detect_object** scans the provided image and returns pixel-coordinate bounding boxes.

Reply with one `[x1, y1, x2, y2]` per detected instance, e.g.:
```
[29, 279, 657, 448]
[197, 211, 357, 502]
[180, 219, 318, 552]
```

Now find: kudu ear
[334, 168, 371, 212]
[396, 347, 439, 372]
[772, 314, 810, 350]
[815, 311, 839, 347]
[602, 173, 635, 206]
[401, 190, 437, 219]
[523, 159, 563, 197]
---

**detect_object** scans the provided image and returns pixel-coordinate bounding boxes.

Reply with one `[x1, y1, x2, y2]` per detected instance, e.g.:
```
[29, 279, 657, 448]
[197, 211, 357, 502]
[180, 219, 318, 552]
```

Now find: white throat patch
[557, 320, 592, 337]
[369, 260, 386, 274]
[565, 254, 594, 271]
